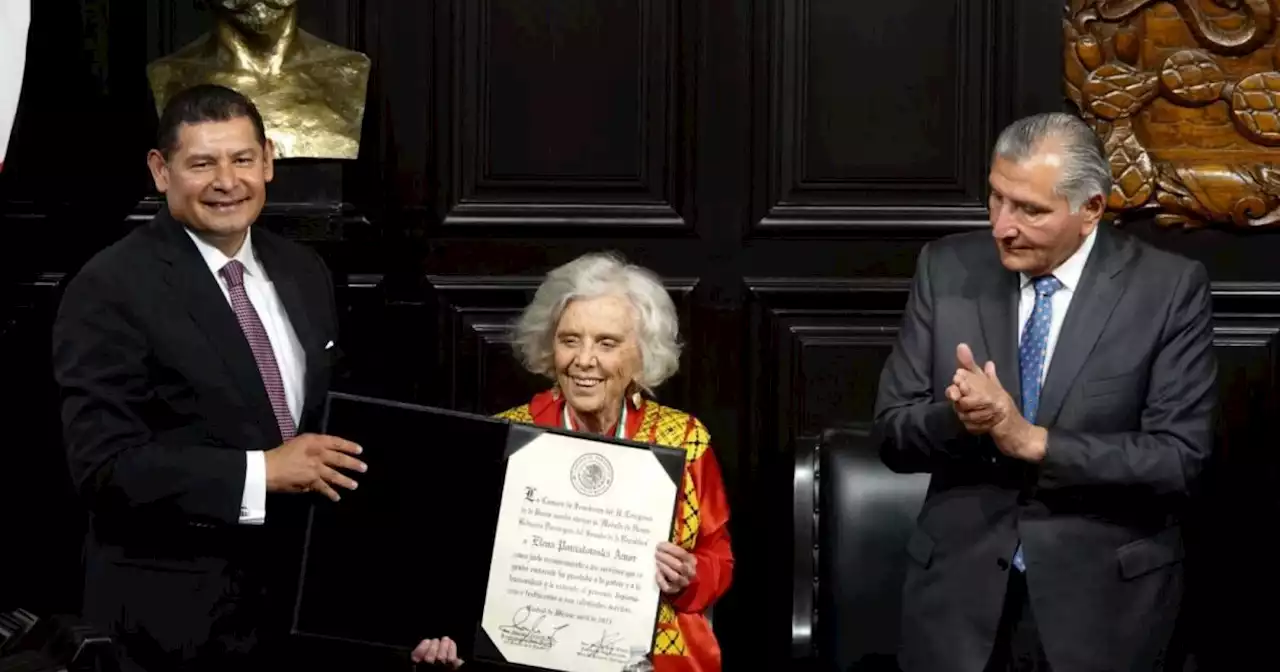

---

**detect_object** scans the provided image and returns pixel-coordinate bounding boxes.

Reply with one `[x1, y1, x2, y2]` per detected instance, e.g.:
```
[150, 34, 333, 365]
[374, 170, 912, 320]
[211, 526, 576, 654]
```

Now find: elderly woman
[413, 252, 734, 672]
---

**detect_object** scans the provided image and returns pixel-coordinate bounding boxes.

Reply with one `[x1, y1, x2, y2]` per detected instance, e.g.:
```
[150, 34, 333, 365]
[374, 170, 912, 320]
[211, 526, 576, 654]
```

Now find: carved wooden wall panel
[1065, 0, 1280, 227]
[747, 280, 909, 461]
[1203, 286, 1280, 464]
[1211, 316, 1280, 457]
[443, 0, 692, 230]
[753, 0, 1015, 232]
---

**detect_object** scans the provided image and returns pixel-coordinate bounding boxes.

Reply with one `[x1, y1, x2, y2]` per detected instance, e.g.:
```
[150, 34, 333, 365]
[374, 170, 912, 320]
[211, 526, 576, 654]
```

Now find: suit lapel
[152, 214, 278, 435]
[978, 270, 1023, 415]
[1036, 226, 1132, 427]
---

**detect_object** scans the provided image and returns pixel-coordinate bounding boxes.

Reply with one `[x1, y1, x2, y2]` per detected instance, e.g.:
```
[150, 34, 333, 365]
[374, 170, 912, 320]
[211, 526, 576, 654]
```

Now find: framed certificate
[291, 392, 685, 672]
[474, 423, 684, 672]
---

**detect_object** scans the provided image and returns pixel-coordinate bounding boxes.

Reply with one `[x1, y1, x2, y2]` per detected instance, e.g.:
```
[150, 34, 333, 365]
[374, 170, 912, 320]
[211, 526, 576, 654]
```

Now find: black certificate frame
[289, 391, 686, 671]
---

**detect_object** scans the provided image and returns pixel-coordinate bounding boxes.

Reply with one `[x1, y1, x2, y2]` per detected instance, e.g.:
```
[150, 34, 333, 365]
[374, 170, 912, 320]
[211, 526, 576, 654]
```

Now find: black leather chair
[792, 424, 930, 672]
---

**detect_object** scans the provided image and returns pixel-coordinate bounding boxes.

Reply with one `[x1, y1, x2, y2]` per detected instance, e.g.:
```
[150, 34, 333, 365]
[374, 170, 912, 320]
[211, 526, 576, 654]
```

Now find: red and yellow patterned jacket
[497, 389, 734, 672]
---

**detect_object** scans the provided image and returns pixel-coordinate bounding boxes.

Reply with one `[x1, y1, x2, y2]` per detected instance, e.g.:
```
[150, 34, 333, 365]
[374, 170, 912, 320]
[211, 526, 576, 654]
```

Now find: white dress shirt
[1016, 227, 1098, 385]
[185, 228, 308, 525]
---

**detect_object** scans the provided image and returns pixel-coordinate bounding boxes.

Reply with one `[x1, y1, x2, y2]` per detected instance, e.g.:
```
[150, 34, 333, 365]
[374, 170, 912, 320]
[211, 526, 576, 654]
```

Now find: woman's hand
[655, 541, 697, 594]
[411, 636, 463, 668]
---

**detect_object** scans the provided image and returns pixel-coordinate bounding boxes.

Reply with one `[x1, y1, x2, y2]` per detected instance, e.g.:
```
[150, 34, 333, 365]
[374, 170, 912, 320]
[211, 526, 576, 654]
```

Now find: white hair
[992, 112, 1112, 213]
[512, 252, 682, 393]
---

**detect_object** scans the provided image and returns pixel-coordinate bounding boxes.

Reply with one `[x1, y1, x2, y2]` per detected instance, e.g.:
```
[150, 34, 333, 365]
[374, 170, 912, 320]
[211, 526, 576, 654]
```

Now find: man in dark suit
[873, 112, 1217, 672]
[51, 84, 367, 671]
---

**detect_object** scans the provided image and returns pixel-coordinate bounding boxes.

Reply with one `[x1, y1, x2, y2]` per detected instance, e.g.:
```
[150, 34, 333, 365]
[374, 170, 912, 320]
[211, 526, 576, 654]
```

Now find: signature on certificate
[578, 628, 628, 661]
[497, 606, 569, 649]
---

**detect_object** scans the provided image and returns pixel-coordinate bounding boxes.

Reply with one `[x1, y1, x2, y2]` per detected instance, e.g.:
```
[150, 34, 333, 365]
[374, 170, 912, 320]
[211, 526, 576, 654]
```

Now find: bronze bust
[147, 0, 370, 160]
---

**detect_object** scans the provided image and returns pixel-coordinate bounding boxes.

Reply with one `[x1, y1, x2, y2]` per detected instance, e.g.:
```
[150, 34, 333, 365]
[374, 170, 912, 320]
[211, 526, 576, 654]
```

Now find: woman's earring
[629, 383, 642, 408]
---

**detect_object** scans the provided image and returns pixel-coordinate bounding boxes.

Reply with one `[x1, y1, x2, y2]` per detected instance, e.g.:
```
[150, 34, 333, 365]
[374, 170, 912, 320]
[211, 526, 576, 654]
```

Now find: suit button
[996, 558, 1009, 571]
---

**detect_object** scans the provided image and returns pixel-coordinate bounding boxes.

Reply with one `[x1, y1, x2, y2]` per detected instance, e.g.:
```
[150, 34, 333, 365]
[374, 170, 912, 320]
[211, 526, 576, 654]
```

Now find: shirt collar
[1020, 226, 1097, 291]
[183, 227, 263, 280]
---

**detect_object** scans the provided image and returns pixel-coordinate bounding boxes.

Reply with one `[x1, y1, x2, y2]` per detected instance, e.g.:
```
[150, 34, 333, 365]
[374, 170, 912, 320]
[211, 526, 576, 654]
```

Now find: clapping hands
[945, 343, 1016, 434]
[945, 343, 1046, 463]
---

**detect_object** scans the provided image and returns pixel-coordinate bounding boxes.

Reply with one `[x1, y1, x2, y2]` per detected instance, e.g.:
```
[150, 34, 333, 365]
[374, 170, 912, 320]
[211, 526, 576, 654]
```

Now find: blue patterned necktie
[1011, 275, 1062, 572]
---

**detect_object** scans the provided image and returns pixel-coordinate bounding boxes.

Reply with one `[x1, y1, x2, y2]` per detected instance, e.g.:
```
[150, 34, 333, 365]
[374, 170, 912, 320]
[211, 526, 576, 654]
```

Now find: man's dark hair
[155, 84, 267, 158]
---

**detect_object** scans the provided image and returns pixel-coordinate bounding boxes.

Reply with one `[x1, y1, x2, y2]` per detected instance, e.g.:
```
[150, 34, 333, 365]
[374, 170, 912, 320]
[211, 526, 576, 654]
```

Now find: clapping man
[874, 112, 1216, 671]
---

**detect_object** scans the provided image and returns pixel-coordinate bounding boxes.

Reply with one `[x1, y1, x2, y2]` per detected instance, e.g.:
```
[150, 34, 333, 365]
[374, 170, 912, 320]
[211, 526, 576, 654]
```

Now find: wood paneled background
[2, 0, 1274, 668]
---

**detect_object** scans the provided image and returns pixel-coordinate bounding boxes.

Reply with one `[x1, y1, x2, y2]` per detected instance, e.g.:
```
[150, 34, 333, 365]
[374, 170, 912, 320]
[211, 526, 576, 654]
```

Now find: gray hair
[992, 112, 1111, 212]
[512, 252, 682, 392]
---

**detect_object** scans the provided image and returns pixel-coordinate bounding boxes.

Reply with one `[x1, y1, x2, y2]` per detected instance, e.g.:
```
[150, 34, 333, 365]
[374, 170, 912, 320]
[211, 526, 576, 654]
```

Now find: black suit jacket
[51, 210, 341, 671]
[873, 224, 1216, 672]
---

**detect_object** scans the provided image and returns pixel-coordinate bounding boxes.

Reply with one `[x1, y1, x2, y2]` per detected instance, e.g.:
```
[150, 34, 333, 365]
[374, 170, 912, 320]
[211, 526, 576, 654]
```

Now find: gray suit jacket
[873, 224, 1216, 672]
